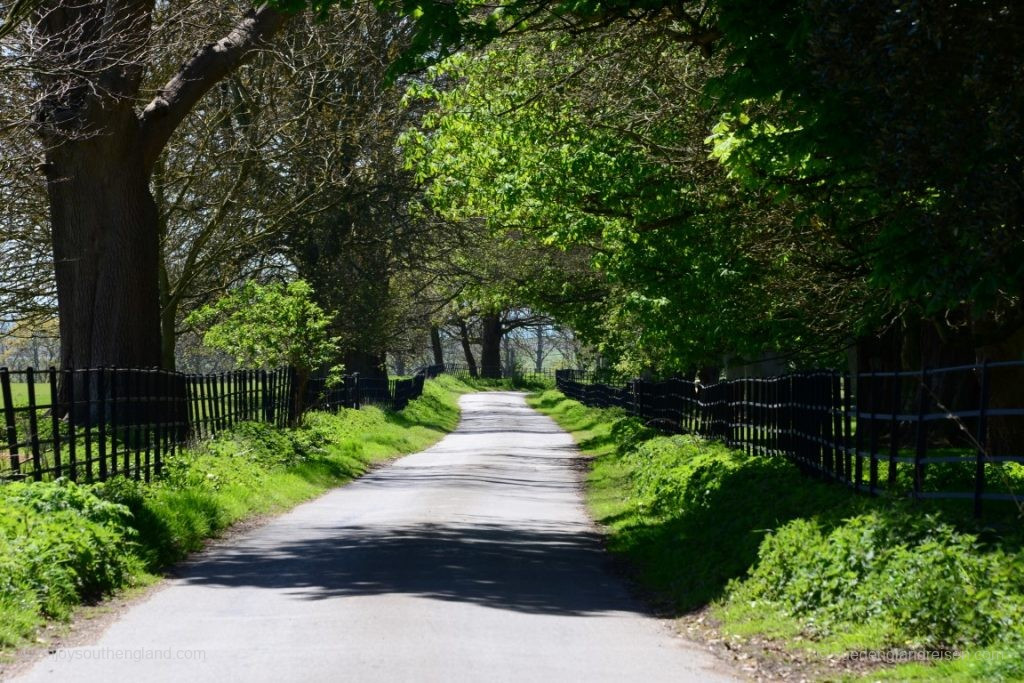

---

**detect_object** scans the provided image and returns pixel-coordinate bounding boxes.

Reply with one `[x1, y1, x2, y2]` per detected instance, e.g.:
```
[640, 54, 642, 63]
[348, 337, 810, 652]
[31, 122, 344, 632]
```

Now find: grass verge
[528, 389, 1024, 681]
[0, 374, 473, 653]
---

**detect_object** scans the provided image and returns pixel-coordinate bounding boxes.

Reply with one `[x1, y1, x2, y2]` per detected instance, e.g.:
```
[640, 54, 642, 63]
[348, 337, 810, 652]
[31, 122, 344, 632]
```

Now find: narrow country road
[16, 392, 737, 683]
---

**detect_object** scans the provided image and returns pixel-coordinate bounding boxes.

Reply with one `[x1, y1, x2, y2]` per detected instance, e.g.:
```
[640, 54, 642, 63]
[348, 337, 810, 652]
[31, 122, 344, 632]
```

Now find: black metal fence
[305, 371, 428, 413]
[556, 362, 1024, 515]
[0, 364, 437, 484]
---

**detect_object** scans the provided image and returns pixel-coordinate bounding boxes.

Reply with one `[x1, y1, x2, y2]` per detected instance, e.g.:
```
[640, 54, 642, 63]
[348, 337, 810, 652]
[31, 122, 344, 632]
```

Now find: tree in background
[0, 319, 60, 368]
[283, 8, 451, 378]
[408, 1, 1023, 382]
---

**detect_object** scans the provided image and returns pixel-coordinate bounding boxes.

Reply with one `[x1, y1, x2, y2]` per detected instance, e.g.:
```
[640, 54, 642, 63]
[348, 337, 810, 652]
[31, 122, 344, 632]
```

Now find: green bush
[731, 511, 1024, 649]
[0, 480, 138, 638]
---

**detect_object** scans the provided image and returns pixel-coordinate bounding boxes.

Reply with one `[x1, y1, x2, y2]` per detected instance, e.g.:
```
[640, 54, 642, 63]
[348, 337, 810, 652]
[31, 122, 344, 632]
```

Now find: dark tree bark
[430, 326, 444, 366]
[977, 324, 1024, 457]
[158, 259, 178, 371]
[479, 312, 502, 378]
[457, 320, 478, 378]
[854, 323, 902, 446]
[344, 350, 387, 379]
[535, 326, 544, 372]
[46, 119, 163, 371]
[697, 366, 720, 384]
[904, 318, 976, 445]
[502, 334, 515, 376]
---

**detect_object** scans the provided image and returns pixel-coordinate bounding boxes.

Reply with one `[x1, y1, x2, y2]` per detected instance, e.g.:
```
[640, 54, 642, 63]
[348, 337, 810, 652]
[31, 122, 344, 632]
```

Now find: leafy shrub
[0, 480, 137, 625]
[729, 510, 1024, 650]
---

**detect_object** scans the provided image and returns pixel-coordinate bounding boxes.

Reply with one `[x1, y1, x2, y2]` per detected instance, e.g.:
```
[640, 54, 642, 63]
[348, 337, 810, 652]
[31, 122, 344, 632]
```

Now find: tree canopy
[1, 0, 1020, 379]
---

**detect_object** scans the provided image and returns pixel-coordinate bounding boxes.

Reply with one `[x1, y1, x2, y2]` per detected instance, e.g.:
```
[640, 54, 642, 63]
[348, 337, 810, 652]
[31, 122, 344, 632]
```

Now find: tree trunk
[158, 257, 179, 371]
[430, 325, 444, 366]
[535, 326, 544, 372]
[697, 366, 720, 385]
[35, 3, 286, 375]
[907, 318, 976, 445]
[46, 116, 163, 371]
[854, 323, 903, 446]
[502, 334, 514, 376]
[458, 320, 478, 378]
[344, 350, 387, 378]
[479, 313, 502, 379]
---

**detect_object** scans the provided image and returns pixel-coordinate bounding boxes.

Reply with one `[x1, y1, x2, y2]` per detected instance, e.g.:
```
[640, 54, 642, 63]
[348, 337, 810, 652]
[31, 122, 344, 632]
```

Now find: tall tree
[2, 0, 289, 369]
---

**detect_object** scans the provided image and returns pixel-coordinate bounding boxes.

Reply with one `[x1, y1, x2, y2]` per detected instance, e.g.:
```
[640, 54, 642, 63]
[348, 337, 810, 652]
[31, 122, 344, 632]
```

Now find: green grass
[0, 375, 473, 652]
[528, 389, 1024, 681]
[1, 383, 52, 410]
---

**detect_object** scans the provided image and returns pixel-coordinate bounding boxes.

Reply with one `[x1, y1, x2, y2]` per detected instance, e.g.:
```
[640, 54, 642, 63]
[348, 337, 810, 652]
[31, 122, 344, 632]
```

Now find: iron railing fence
[556, 362, 1024, 516]
[1, 363, 437, 483]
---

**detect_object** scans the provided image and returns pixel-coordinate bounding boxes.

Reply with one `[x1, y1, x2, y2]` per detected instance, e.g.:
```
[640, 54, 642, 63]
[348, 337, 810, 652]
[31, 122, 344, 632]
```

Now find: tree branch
[139, 4, 288, 173]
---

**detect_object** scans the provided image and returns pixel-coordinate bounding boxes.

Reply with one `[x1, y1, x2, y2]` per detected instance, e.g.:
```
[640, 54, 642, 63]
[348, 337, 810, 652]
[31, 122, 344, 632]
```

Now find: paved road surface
[16, 392, 737, 683]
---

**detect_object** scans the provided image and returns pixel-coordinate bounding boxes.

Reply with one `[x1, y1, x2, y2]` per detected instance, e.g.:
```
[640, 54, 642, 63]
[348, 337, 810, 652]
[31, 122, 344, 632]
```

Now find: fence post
[831, 374, 842, 478]
[913, 367, 929, 500]
[867, 371, 878, 494]
[260, 370, 271, 424]
[142, 369, 154, 482]
[154, 371, 165, 478]
[744, 380, 752, 455]
[67, 369, 78, 482]
[82, 369, 93, 482]
[843, 373, 853, 486]
[286, 367, 298, 425]
[974, 361, 990, 518]
[197, 373, 209, 438]
[888, 370, 900, 489]
[0, 368, 20, 477]
[784, 375, 793, 460]
[822, 374, 833, 474]
[49, 367, 62, 479]
[97, 368, 108, 481]
[22, 368, 42, 481]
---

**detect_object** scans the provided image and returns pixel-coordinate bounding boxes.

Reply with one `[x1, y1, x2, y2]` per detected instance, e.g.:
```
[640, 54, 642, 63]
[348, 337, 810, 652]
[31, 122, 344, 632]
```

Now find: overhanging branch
[139, 3, 288, 173]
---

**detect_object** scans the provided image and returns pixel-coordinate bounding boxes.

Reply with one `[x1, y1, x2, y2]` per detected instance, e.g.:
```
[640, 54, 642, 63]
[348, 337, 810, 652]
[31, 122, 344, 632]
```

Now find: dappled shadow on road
[178, 519, 636, 617]
[175, 392, 625, 617]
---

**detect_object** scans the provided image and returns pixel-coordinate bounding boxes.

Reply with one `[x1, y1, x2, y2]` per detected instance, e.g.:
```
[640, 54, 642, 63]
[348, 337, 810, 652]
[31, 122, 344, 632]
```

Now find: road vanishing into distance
[16, 392, 737, 683]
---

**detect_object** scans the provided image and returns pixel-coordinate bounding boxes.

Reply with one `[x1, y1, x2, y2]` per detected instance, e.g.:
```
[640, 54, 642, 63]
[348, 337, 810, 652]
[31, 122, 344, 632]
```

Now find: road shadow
[177, 519, 637, 617]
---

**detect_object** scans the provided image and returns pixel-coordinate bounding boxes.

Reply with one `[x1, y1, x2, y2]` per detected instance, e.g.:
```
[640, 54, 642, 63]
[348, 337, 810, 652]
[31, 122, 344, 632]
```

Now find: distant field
[1, 382, 53, 410]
